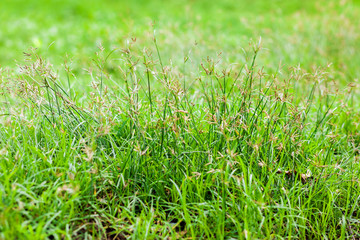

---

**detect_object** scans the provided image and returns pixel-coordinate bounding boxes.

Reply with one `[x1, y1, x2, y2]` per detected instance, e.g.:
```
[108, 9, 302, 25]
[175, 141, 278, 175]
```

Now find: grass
[1, 0, 360, 239]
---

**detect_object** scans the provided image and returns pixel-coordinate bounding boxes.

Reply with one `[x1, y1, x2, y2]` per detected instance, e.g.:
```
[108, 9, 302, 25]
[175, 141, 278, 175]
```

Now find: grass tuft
[1, 39, 359, 239]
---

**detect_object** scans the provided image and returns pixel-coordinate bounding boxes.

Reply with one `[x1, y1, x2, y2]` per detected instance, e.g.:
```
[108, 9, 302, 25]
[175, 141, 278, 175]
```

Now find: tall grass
[0, 40, 359, 239]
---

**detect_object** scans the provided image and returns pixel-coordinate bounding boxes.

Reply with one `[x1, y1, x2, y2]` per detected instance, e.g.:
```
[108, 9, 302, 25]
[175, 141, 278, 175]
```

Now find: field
[1, 0, 360, 239]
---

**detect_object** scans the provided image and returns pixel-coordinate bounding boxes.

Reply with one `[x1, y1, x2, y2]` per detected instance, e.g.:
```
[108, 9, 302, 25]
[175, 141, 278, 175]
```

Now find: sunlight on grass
[0, 0, 360, 239]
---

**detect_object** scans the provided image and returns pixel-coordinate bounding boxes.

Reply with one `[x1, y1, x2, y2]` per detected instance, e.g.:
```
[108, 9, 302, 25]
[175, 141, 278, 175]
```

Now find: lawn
[1, 0, 360, 239]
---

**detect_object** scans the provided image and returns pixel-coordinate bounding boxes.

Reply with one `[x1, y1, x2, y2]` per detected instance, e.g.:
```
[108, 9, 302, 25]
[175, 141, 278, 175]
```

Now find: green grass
[1, 0, 360, 239]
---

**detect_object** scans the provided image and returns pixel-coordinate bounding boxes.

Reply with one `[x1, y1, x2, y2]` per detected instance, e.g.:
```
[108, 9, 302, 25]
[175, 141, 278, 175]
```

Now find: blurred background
[1, 0, 359, 83]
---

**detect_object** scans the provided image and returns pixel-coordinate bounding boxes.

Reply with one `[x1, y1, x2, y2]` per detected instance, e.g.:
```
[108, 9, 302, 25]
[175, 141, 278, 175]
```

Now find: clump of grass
[0, 39, 359, 239]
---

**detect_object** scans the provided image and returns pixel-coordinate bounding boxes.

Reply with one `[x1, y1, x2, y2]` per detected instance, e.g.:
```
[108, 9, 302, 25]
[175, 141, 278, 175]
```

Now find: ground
[0, 0, 360, 239]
